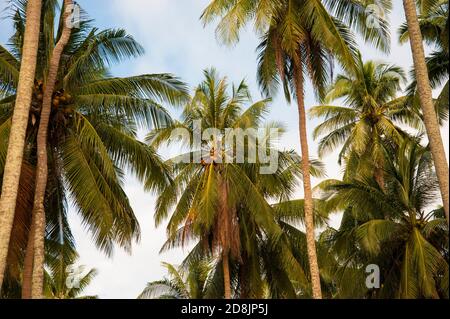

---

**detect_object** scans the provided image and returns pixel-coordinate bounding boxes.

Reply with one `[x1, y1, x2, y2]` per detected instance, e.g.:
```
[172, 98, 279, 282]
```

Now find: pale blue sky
[0, 0, 448, 298]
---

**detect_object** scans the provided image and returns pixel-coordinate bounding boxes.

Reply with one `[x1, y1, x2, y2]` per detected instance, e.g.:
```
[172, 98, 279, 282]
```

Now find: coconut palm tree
[309, 55, 420, 189]
[200, 0, 393, 298]
[151, 69, 330, 299]
[149, 68, 283, 299]
[0, 0, 42, 288]
[138, 260, 212, 299]
[401, 0, 449, 222]
[31, 0, 74, 298]
[0, 1, 189, 298]
[318, 140, 449, 298]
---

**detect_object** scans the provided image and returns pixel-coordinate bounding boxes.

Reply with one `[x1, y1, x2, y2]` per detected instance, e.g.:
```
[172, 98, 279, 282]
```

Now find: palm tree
[152, 69, 329, 299]
[149, 69, 281, 299]
[200, 0, 392, 298]
[31, 0, 74, 298]
[318, 140, 449, 298]
[402, 0, 449, 223]
[0, 0, 42, 288]
[309, 55, 418, 189]
[138, 261, 212, 299]
[0, 1, 188, 298]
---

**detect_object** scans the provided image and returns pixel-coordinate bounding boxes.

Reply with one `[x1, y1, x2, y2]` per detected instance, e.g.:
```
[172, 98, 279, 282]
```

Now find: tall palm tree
[402, 0, 449, 223]
[309, 55, 419, 189]
[0, 1, 189, 298]
[398, 0, 449, 124]
[31, 0, 74, 298]
[138, 261, 212, 299]
[0, 0, 42, 288]
[149, 69, 282, 299]
[151, 69, 329, 298]
[201, 0, 392, 299]
[318, 140, 448, 298]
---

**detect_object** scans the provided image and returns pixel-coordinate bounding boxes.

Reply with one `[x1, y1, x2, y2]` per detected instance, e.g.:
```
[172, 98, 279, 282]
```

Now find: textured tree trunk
[0, 0, 42, 288]
[293, 62, 322, 299]
[22, 218, 35, 299]
[222, 251, 232, 299]
[31, 0, 73, 298]
[374, 165, 386, 193]
[239, 256, 249, 299]
[216, 169, 238, 299]
[403, 0, 449, 223]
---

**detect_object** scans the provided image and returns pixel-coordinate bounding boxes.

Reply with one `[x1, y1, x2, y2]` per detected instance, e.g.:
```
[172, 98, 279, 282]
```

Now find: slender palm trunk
[0, 0, 42, 287]
[403, 0, 449, 223]
[217, 172, 233, 299]
[22, 218, 35, 299]
[222, 251, 232, 299]
[239, 256, 249, 299]
[374, 165, 386, 192]
[293, 62, 322, 299]
[31, 0, 73, 298]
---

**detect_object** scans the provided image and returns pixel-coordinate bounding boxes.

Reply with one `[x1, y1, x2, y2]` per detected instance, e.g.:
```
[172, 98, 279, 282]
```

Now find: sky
[0, 0, 448, 298]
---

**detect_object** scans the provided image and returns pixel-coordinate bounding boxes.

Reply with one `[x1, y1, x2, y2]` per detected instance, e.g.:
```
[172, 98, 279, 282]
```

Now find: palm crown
[309, 54, 416, 164]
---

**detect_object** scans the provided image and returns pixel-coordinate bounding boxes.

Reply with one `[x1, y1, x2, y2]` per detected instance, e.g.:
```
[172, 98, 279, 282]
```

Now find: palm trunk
[222, 251, 232, 299]
[0, 0, 42, 287]
[31, 0, 73, 298]
[239, 256, 249, 299]
[374, 165, 386, 192]
[293, 62, 322, 299]
[216, 168, 237, 299]
[22, 218, 35, 299]
[403, 0, 449, 223]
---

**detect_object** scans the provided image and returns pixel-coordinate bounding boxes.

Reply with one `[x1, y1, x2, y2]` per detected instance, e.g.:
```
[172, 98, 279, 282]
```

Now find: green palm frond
[0, 45, 19, 91]
[324, 0, 392, 53]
